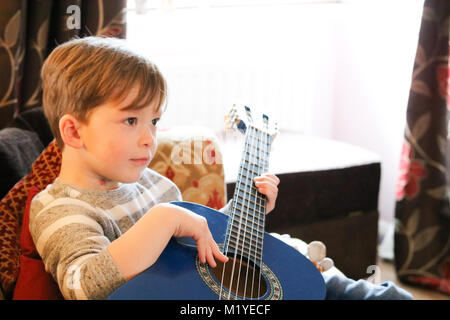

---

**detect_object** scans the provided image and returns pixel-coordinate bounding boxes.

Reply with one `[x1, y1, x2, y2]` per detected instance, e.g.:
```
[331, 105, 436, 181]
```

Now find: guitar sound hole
[212, 254, 268, 299]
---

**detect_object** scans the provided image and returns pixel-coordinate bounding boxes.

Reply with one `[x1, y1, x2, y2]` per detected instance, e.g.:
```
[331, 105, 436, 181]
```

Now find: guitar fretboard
[224, 125, 272, 265]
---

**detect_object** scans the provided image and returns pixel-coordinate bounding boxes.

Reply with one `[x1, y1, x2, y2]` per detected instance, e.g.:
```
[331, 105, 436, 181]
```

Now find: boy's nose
[139, 127, 155, 147]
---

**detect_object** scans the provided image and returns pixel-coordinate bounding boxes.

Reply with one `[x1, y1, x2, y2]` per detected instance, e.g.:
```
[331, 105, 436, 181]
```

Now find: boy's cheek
[148, 142, 157, 161]
[105, 139, 130, 161]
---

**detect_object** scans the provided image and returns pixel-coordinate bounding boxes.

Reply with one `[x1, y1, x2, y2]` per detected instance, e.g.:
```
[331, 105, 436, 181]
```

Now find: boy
[32, 36, 412, 301]
[30, 36, 280, 300]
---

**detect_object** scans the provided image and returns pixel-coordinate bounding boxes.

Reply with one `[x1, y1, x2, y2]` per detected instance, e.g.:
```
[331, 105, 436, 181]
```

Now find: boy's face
[78, 87, 162, 186]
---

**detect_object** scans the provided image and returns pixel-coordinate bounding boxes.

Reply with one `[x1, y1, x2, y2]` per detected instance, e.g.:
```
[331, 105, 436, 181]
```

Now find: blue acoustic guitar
[108, 105, 326, 300]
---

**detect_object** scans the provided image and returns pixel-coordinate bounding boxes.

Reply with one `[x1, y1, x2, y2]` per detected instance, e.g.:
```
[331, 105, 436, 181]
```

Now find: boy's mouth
[130, 157, 150, 165]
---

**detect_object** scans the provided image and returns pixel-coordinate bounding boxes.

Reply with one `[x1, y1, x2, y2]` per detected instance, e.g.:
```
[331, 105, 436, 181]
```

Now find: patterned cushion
[0, 140, 61, 299]
[0, 126, 226, 299]
[150, 126, 226, 210]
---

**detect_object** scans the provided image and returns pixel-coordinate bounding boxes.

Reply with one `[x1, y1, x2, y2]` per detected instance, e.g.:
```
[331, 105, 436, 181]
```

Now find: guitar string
[235, 125, 269, 300]
[233, 125, 268, 300]
[218, 124, 269, 300]
[243, 126, 260, 300]
[231, 125, 253, 300]
[218, 126, 251, 300]
[253, 126, 268, 299]
[225, 126, 254, 300]
[257, 126, 269, 299]
[257, 124, 270, 299]
[218, 164, 237, 298]
[235, 125, 262, 300]
[247, 125, 265, 300]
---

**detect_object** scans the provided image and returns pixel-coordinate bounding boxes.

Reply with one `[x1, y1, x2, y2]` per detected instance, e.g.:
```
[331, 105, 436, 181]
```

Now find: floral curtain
[0, 0, 127, 129]
[395, 0, 449, 295]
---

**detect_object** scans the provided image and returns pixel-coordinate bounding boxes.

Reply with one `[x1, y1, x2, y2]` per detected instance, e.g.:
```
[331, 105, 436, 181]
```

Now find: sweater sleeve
[29, 197, 126, 300]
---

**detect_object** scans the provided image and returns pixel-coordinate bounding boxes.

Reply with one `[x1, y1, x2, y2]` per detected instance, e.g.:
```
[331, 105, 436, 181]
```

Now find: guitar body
[108, 201, 326, 300]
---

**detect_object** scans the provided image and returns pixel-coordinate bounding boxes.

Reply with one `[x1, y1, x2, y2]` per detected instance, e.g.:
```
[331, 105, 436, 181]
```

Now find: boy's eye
[151, 118, 160, 126]
[125, 117, 137, 126]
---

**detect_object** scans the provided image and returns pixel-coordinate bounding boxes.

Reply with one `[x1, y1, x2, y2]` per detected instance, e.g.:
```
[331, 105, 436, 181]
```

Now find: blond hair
[41, 36, 167, 149]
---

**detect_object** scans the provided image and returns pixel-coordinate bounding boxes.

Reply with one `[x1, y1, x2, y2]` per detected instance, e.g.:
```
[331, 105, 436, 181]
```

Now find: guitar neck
[224, 125, 272, 262]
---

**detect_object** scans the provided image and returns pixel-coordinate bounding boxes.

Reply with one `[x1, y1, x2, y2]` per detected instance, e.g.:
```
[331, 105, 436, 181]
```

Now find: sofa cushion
[150, 126, 226, 210]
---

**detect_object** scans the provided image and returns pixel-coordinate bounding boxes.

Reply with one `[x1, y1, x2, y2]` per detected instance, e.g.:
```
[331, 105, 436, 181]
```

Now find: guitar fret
[234, 196, 265, 214]
[247, 139, 269, 152]
[242, 155, 268, 169]
[228, 233, 263, 254]
[229, 222, 264, 241]
[236, 190, 265, 206]
[229, 223, 264, 243]
[238, 165, 261, 179]
[234, 200, 265, 216]
[230, 211, 265, 231]
[226, 241, 263, 262]
[226, 248, 262, 263]
[232, 204, 265, 224]
[225, 248, 262, 264]
[223, 123, 274, 268]
[236, 176, 256, 189]
[239, 164, 265, 178]
[246, 132, 268, 144]
[235, 185, 265, 203]
[245, 145, 269, 158]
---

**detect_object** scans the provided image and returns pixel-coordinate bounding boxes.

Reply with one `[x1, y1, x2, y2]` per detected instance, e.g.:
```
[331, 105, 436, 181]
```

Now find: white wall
[127, 2, 340, 135]
[126, 0, 425, 223]
[331, 1, 424, 222]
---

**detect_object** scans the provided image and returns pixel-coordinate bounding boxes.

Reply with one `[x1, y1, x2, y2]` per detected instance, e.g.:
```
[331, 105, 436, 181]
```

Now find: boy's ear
[59, 114, 84, 149]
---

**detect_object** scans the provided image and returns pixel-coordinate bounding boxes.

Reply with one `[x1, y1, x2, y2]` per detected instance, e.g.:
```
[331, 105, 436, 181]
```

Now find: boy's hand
[172, 205, 229, 267]
[192, 216, 229, 268]
[253, 173, 280, 214]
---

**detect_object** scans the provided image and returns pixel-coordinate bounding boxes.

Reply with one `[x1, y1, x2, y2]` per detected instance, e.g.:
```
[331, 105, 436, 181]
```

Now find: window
[125, 0, 424, 138]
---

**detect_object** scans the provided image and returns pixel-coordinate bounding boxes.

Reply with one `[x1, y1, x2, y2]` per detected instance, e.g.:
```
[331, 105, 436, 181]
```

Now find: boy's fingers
[265, 174, 280, 185]
[254, 181, 271, 190]
[213, 242, 229, 263]
[255, 183, 278, 197]
[253, 175, 279, 215]
[196, 237, 208, 263]
[254, 174, 279, 185]
[206, 247, 216, 268]
[198, 250, 206, 264]
[254, 179, 278, 189]
[220, 253, 229, 263]
[263, 189, 276, 201]
[204, 240, 229, 267]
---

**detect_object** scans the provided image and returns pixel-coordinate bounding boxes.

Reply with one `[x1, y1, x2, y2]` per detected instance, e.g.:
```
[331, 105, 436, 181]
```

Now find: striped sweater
[29, 168, 183, 300]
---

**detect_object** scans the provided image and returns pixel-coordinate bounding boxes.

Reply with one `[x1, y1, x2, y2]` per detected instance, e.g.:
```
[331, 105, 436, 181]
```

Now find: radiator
[157, 63, 316, 133]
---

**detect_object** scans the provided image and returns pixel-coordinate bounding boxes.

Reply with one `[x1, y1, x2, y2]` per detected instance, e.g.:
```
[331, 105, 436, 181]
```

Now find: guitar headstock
[224, 104, 278, 139]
